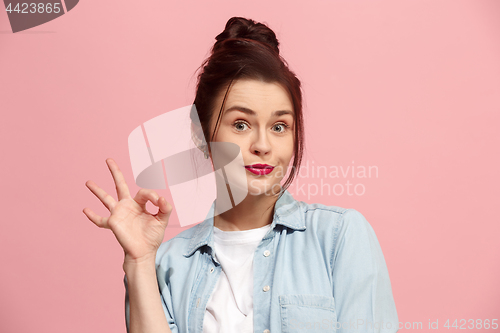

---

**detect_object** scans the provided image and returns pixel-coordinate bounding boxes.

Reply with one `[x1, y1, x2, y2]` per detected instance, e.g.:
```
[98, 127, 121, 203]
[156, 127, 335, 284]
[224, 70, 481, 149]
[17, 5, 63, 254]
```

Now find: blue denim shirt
[125, 190, 399, 332]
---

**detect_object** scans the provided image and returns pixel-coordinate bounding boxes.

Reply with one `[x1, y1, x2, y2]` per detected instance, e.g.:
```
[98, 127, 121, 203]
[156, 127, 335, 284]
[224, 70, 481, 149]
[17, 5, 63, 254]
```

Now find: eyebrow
[224, 105, 294, 117]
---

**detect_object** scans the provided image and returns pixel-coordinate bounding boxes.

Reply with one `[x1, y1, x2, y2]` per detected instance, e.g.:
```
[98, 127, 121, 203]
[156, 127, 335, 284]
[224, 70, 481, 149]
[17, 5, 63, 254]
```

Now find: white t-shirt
[203, 224, 271, 333]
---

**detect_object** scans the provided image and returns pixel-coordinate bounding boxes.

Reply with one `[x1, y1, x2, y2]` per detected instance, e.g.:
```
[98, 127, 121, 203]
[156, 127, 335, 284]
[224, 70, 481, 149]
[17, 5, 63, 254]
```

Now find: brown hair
[191, 16, 305, 198]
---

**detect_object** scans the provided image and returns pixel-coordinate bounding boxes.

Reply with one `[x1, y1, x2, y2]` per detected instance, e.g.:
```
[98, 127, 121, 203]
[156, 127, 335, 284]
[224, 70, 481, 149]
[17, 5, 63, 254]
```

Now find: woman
[84, 17, 399, 333]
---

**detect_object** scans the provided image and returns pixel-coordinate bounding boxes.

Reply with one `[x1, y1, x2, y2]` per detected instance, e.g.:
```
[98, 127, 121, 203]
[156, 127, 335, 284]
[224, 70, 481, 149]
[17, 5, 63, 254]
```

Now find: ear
[191, 122, 207, 152]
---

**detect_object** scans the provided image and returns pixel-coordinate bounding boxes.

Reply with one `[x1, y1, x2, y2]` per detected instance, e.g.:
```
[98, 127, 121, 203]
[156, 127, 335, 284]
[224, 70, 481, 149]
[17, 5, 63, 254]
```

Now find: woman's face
[209, 79, 295, 197]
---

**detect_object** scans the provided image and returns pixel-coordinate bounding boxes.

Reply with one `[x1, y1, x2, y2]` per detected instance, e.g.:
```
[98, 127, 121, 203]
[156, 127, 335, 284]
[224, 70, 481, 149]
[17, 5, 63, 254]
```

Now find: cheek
[276, 141, 294, 177]
[214, 131, 250, 156]
[211, 126, 233, 142]
[284, 138, 295, 162]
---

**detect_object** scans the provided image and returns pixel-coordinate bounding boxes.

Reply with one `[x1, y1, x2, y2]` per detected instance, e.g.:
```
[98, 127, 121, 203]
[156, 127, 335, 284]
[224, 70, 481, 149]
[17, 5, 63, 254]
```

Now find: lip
[245, 164, 275, 175]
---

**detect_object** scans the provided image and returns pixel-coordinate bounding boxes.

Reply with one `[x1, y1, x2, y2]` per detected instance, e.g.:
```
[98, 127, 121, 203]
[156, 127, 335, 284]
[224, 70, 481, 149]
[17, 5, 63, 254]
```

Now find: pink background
[1, 0, 499, 332]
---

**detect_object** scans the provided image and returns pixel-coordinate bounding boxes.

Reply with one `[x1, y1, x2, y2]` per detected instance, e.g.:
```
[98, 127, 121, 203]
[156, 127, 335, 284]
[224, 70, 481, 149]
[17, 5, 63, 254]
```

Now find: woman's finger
[82, 207, 110, 229]
[154, 197, 173, 226]
[85, 180, 116, 211]
[133, 189, 172, 225]
[134, 188, 160, 209]
[106, 158, 132, 201]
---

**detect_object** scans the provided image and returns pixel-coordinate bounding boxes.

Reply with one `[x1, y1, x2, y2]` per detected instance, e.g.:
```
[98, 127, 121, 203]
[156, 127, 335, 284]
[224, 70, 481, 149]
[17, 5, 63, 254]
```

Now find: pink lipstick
[245, 164, 274, 175]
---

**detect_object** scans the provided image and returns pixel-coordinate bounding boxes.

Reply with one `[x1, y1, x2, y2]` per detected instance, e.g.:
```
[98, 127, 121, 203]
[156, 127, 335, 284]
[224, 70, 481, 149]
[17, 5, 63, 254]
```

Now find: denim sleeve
[124, 274, 130, 333]
[331, 209, 399, 333]
[124, 273, 178, 333]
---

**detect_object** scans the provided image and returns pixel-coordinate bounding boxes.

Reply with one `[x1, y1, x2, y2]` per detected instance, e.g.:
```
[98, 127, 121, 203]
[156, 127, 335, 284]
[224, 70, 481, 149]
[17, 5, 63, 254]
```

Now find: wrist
[123, 253, 157, 273]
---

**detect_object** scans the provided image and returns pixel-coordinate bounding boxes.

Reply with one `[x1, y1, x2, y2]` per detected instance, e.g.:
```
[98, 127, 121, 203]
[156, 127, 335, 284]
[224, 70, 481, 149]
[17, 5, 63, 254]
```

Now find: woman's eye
[272, 123, 289, 133]
[233, 121, 249, 131]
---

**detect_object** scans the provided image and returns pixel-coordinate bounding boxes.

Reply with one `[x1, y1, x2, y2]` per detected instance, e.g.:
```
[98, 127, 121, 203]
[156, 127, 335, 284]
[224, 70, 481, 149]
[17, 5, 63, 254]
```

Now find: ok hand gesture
[83, 158, 173, 265]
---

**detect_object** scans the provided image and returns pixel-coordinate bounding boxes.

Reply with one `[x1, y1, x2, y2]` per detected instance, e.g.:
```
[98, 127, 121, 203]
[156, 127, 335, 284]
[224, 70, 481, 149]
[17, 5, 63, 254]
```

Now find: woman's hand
[83, 158, 173, 265]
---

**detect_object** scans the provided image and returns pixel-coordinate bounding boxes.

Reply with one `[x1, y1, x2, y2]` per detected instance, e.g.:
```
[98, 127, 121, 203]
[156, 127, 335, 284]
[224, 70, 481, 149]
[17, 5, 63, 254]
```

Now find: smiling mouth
[244, 164, 275, 175]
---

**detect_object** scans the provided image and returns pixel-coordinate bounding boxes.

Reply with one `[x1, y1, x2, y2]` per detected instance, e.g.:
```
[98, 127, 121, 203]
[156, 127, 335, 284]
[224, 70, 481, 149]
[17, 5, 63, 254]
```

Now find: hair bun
[213, 17, 280, 54]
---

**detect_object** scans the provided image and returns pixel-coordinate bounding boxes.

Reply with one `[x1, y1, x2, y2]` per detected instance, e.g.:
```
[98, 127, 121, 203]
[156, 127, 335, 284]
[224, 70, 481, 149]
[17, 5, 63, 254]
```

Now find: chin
[246, 178, 282, 197]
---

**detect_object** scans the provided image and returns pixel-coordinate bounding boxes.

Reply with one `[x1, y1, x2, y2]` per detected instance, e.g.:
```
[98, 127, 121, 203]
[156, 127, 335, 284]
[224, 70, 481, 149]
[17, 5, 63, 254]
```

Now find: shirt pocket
[279, 294, 337, 333]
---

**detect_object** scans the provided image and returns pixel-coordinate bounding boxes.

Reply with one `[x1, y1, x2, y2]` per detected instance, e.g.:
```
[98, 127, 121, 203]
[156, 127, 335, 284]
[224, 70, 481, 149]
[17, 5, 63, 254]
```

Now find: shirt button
[210, 267, 214, 273]
[263, 330, 270, 333]
[263, 250, 271, 257]
[263, 285, 270, 292]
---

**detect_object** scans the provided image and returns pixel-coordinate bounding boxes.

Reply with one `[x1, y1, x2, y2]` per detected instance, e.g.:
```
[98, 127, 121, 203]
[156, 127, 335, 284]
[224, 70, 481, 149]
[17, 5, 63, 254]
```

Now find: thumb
[154, 197, 173, 226]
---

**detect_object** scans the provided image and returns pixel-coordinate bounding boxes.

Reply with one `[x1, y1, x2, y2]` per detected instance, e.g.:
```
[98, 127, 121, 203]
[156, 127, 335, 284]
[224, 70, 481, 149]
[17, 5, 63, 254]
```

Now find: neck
[214, 192, 280, 231]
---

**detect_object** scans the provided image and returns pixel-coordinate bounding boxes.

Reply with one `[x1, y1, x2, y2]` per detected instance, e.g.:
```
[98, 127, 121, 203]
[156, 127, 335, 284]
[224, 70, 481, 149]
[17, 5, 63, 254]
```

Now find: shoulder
[298, 202, 384, 268]
[298, 201, 372, 234]
[290, 201, 379, 272]
[297, 201, 377, 254]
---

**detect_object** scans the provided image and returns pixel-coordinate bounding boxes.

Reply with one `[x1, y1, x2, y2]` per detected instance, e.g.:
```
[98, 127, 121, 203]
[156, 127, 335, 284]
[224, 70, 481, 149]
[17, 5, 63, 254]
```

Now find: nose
[250, 127, 271, 156]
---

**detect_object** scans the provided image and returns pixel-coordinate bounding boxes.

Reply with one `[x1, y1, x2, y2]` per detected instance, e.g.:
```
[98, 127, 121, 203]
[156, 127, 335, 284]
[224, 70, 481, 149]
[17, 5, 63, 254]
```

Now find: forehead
[222, 79, 293, 113]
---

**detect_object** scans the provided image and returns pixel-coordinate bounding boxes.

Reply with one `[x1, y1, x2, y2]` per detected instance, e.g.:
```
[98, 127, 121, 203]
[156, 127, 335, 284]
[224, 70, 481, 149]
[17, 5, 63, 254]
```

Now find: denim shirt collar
[183, 190, 305, 258]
